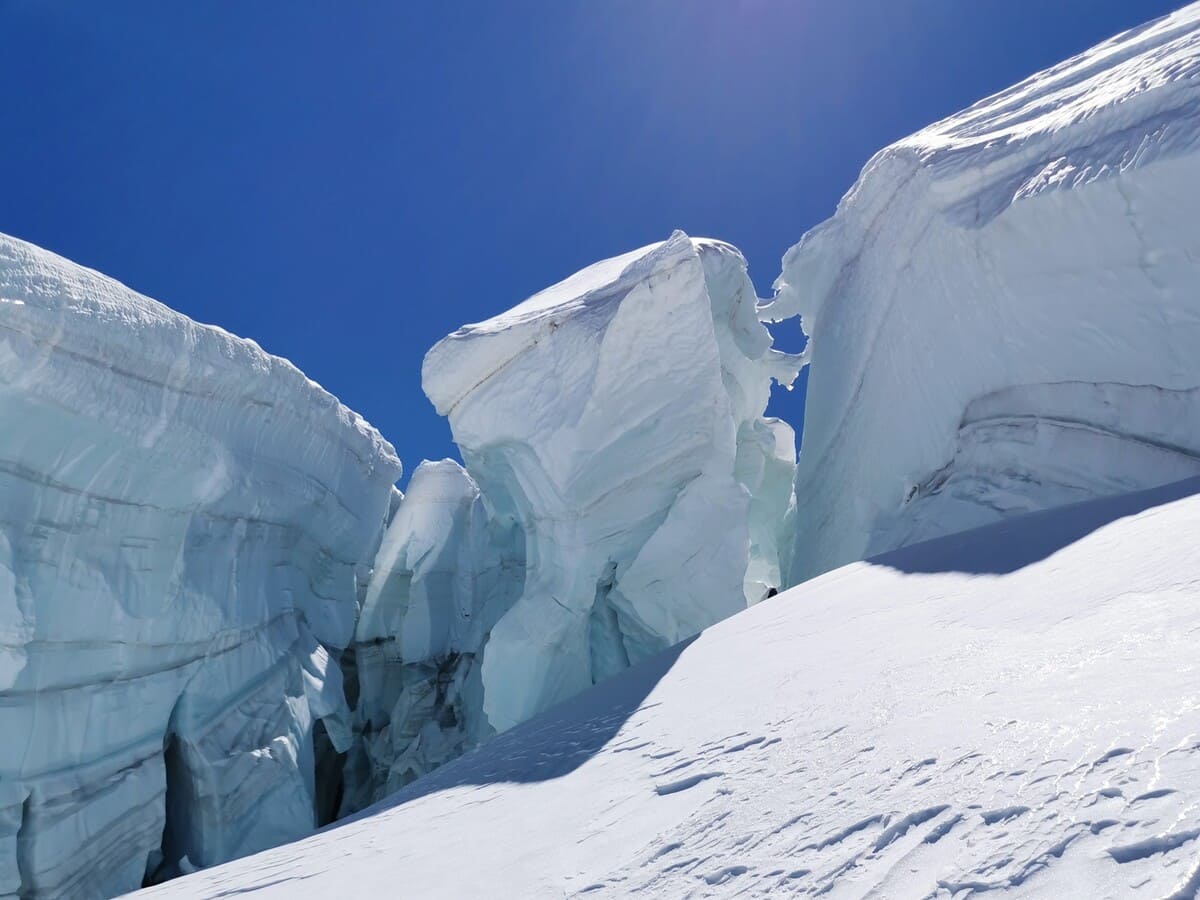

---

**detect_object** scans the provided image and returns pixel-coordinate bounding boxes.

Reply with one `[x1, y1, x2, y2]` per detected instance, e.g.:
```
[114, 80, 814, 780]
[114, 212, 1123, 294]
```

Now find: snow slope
[0, 234, 401, 895]
[763, 2, 1200, 581]
[140, 476, 1200, 899]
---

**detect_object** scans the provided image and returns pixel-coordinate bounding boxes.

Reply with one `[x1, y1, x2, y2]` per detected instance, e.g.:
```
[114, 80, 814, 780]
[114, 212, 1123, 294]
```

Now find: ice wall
[338, 233, 796, 805]
[763, 5, 1200, 581]
[0, 234, 400, 896]
[341, 459, 523, 811]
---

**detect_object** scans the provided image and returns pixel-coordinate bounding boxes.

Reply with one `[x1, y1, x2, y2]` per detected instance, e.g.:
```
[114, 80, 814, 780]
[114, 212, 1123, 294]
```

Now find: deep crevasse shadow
[871, 475, 1200, 575]
[335, 633, 699, 827]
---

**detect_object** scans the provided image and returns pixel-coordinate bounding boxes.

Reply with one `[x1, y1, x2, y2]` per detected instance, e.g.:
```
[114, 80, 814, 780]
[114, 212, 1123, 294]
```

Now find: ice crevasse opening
[761, 2, 1200, 581]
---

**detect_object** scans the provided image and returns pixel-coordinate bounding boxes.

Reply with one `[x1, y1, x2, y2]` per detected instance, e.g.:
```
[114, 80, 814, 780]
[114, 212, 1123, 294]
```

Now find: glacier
[761, 2, 1200, 580]
[344, 232, 799, 808]
[11, 1, 1200, 896]
[0, 234, 401, 896]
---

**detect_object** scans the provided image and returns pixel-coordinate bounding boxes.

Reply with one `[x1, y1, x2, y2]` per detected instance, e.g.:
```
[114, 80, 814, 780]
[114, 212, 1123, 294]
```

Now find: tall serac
[0, 235, 401, 896]
[344, 232, 799, 808]
[762, 4, 1200, 582]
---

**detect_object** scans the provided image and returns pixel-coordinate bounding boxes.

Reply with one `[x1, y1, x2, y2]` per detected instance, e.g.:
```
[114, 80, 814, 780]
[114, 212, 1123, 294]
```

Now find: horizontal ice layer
[0, 234, 400, 896]
[415, 231, 798, 738]
[763, 4, 1200, 579]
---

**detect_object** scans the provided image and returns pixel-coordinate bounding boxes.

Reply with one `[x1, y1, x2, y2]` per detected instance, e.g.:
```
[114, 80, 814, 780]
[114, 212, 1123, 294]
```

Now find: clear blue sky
[0, 1, 1181, 479]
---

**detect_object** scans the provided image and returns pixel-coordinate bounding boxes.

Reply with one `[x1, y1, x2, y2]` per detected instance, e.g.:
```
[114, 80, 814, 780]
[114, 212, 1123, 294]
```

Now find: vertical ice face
[341, 459, 523, 812]
[0, 234, 401, 895]
[763, 5, 1200, 581]
[413, 231, 799, 736]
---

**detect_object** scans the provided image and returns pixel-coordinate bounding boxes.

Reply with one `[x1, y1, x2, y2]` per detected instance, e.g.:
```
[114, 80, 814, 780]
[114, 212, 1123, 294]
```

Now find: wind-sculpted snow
[762, 2, 1200, 580]
[139, 478, 1200, 899]
[0, 234, 401, 896]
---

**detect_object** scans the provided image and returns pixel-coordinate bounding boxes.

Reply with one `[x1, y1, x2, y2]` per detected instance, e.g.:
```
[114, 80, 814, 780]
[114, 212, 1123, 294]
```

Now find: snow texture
[342, 233, 799, 811]
[761, 2, 1200, 581]
[0, 234, 401, 896]
[138, 476, 1200, 899]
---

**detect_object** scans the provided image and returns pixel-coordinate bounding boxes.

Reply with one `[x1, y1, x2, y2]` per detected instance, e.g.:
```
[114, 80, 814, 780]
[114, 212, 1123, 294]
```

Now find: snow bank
[137, 477, 1200, 899]
[763, 3, 1200, 580]
[0, 234, 400, 895]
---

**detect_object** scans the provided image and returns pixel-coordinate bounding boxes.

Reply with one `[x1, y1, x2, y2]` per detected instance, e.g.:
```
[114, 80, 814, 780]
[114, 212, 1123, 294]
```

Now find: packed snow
[137, 477, 1200, 899]
[761, 1, 1200, 581]
[0, 234, 400, 896]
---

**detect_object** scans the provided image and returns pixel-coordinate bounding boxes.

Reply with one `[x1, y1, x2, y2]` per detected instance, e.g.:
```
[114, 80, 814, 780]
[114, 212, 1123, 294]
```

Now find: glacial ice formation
[139, 477, 1200, 900]
[762, 2, 1200, 580]
[0, 234, 400, 896]
[340, 459, 523, 810]
[336, 232, 799, 792]
[341, 233, 799, 810]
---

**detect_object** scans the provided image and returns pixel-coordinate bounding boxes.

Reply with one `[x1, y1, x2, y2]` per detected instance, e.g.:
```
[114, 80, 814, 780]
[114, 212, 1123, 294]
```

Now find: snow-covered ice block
[0, 233, 400, 895]
[416, 231, 798, 736]
[763, 3, 1200, 580]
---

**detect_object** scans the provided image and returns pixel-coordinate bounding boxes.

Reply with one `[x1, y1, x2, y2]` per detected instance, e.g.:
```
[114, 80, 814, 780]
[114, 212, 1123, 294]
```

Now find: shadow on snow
[870, 475, 1200, 576]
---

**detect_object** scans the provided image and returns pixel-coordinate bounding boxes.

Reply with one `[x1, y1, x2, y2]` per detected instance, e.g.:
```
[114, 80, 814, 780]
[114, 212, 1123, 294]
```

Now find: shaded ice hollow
[761, 1, 1200, 580]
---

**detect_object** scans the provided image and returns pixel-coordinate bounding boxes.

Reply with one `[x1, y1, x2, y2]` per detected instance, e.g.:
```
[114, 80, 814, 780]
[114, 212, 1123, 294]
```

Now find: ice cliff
[344, 232, 799, 807]
[762, 3, 1200, 580]
[0, 235, 401, 896]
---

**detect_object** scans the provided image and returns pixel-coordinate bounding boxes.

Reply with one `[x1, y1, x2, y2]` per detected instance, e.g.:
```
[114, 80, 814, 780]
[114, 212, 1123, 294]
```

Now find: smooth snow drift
[343, 232, 799, 810]
[139, 477, 1200, 899]
[763, 2, 1200, 581]
[0, 234, 400, 896]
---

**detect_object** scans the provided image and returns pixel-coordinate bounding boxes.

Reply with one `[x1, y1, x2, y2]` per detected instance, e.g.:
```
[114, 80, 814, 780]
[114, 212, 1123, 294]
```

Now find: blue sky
[0, 1, 1181, 478]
